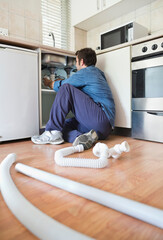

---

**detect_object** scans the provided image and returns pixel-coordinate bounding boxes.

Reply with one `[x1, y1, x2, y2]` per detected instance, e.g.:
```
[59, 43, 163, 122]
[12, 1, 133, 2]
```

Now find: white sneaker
[31, 130, 64, 145]
[73, 130, 98, 150]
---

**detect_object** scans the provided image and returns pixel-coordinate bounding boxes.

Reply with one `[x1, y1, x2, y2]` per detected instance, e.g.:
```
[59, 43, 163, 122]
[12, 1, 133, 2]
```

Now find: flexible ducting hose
[0, 153, 94, 240]
[55, 144, 109, 168]
[54, 141, 130, 168]
[15, 162, 163, 229]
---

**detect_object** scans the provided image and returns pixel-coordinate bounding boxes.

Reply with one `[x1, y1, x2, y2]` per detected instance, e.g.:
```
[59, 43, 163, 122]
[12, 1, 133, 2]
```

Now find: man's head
[75, 48, 97, 71]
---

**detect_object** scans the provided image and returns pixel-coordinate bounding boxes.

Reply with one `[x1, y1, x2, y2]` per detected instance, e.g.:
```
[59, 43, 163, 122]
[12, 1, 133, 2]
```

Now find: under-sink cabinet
[39, 50, 76, 130]
[97, 46, 131, 128]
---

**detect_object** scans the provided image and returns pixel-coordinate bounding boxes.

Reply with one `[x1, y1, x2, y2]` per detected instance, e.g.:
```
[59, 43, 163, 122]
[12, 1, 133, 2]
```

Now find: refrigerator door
[0, 45, 39, 141]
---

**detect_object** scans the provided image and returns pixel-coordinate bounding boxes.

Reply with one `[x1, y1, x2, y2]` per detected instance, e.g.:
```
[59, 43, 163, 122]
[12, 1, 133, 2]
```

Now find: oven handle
[147, 112, 163, 116]
[132, 56, 163, 70]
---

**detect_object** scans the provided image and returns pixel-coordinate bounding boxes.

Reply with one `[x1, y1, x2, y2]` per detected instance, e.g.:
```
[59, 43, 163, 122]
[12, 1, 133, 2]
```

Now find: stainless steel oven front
[131, 37, 163, 143]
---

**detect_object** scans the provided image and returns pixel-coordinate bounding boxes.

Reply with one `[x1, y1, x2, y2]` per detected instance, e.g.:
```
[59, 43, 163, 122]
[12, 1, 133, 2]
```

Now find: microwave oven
[100, 22, 148, 50]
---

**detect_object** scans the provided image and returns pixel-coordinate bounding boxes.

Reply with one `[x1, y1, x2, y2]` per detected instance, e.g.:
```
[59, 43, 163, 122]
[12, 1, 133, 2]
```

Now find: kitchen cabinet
[0, 44, 39, 141]
[40, 50, 76, 129]
[71, 0, 121, 27]
[71, 0, 99, 26]
[102, 0, 122, 9]
[73, 0, 156, 31]
[97, 46, 131, 128]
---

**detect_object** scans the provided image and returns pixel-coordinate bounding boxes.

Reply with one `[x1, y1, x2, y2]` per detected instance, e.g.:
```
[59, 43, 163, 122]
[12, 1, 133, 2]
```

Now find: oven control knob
[161, 42, 163, 48]
[142, 46, 147, 52]
[152, 44, 158, 50]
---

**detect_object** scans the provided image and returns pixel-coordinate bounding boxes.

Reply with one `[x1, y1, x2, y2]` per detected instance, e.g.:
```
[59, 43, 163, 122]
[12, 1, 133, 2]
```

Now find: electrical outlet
[0, 28, 8, 36]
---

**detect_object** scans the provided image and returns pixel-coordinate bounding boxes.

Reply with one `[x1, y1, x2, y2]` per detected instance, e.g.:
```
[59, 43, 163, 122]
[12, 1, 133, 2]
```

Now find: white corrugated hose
[15, 162, 163, 229]
[0, 153, 94, 240]
[54, 141, 130, 168]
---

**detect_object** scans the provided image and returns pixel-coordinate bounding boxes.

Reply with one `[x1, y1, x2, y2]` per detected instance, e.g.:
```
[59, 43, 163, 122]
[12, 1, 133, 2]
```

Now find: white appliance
[131, 37, 163, 143]
[100, 22, 148, 50]
[0, 44, 39, 142]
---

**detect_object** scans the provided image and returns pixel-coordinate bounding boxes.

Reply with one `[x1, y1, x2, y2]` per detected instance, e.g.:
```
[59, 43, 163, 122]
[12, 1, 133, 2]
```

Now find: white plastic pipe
[55, 144, 109, 168]
[55, 141, 130, 168]
[0, 153, 94, 240]
[109, 141, 130, 159]
[15, 163, 163, 229]
[93, 141, 130, 159]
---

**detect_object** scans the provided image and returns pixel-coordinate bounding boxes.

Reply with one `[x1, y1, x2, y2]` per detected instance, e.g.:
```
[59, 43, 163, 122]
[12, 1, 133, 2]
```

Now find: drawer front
[132, 111, 163, 143]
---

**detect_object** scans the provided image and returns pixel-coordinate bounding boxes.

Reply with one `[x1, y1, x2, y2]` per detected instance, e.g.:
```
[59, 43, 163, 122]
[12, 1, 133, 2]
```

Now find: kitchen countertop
[0, 35, 75, 56]
[0, 30, 163, 56]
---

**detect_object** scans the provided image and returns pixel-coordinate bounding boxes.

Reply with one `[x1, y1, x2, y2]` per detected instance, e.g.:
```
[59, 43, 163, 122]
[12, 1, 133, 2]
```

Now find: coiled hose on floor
[0, 153, 94, 240]
[55, 141, 130, 168]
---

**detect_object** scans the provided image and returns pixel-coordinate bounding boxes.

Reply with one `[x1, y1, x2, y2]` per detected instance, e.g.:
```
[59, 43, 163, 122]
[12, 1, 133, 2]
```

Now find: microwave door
[120, 26, 126, 43]
[101, 26, 126, 49]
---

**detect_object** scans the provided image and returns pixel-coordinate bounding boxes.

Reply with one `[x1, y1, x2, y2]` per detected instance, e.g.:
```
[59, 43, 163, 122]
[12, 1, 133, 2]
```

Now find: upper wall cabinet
[71, 0, 156, 31]
[71, 0, 100, 27]
[71, 0, 121, 27]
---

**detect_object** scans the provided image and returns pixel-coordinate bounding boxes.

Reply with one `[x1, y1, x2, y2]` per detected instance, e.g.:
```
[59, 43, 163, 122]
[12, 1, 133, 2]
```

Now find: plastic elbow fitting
[109, 141, 130, 159]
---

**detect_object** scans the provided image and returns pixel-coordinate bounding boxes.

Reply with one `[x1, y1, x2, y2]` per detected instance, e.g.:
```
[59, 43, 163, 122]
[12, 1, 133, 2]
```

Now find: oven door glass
[132, 65, 163, 98]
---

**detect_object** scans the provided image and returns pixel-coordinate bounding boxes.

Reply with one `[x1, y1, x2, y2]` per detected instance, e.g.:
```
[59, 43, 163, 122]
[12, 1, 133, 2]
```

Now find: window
[41, 0, 71, 50]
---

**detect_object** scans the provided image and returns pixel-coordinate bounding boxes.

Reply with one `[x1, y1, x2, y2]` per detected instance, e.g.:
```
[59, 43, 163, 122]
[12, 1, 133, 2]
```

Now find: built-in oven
[131, 37, 163, 143]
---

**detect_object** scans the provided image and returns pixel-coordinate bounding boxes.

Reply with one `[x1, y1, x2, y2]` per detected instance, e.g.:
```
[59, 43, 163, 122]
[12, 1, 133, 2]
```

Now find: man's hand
[43, 77, 54, 89]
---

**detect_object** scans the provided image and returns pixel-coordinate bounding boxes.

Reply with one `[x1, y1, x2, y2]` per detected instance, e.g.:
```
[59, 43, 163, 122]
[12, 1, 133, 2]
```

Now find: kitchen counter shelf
[41, 89, 56, 93]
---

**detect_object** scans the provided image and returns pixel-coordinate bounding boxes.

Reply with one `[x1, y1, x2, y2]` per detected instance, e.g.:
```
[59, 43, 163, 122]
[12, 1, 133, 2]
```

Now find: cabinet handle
[147, 112, 163, 116]
[103, 0, 106, 7]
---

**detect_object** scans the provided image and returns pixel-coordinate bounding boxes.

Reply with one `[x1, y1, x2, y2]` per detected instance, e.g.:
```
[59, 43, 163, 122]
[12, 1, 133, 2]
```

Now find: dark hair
[75, 48, 97, 66]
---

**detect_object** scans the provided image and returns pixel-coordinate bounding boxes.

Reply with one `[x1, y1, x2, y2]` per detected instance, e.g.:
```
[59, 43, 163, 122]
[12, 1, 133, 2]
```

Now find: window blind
[41, 0, 71, 50]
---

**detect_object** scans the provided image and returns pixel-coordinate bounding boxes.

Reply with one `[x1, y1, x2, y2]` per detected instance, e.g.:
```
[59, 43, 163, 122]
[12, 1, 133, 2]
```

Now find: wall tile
[9, 13, 25, 37]
[0, 0, 9, 10]
[109, 17, 122, 30]
[135, 4, 150, 17]
[151, 6, 163, 33]
[0, 0, 42, 43]
[0, 9, 8, 28]
[9, 0, 25, 16]
[136, 13, 150, 33]
[151, 0, 163, 10]
[25, 18, 40, 41]
[24, 0, 41, 21]
[74, 27, 87, 51]
[87, 28, 100, 50]
[121, 11, 135, 25]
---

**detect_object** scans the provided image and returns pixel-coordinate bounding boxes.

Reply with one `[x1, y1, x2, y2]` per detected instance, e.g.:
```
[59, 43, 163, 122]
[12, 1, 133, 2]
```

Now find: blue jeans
[45, 83, 112, 143]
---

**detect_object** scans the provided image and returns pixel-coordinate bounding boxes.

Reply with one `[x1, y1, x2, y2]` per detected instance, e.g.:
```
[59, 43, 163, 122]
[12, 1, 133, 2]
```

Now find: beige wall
[87, 0, 163, 50]
[0, 0, 42, 44]
[73, 27, 87, 51]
